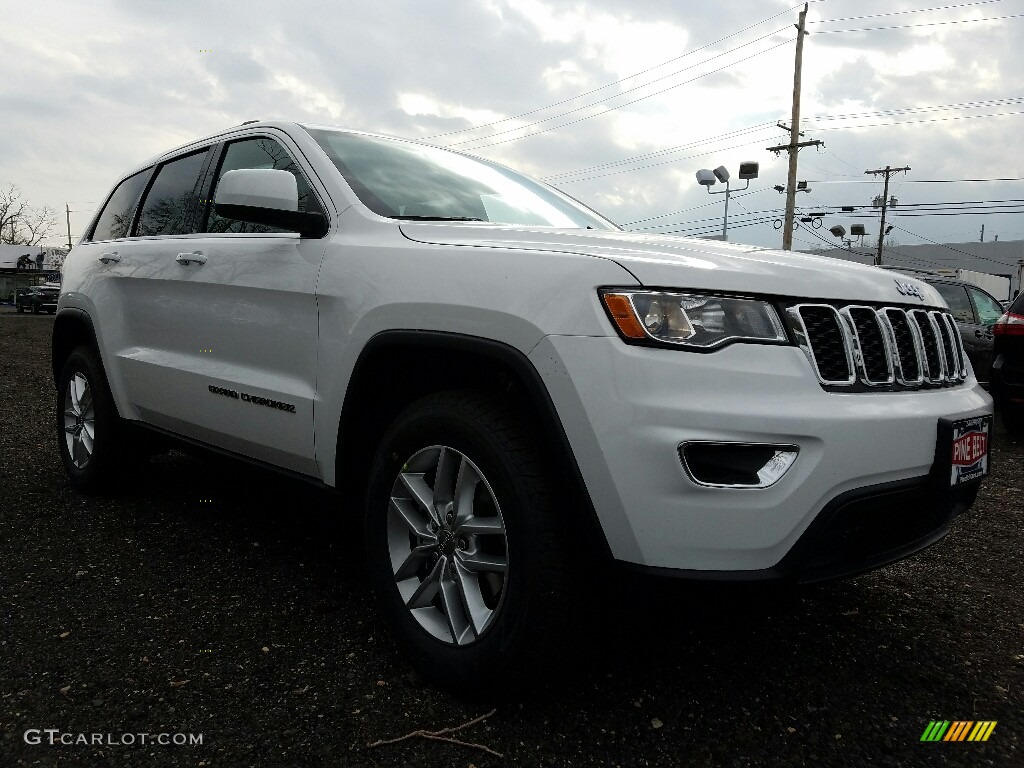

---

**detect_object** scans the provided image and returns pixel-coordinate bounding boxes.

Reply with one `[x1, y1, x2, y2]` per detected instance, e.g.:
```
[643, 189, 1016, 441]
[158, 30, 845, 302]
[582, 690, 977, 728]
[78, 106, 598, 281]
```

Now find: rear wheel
[32, 303, 40, 314]
[56, 346, 128, 493]
[16, 303, 24, 313]
[364, 391, 571, 691]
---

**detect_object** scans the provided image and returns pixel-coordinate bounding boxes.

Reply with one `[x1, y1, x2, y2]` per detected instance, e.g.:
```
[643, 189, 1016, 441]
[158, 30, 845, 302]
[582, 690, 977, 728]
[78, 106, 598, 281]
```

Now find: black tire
[16, 304, 23, 313]
[56, 345, 129, 494]
[364, 391, 571, 691]
[32, 303, 40, 314]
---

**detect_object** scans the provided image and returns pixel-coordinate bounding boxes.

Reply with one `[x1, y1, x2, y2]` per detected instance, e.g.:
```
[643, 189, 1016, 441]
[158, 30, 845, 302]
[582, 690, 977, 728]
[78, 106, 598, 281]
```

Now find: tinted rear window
[91, 170, 150, 241]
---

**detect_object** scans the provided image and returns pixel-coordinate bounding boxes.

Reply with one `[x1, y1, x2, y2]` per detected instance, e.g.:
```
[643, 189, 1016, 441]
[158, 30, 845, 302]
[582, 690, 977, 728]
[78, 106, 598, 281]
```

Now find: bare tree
[0, 184, 58, 246]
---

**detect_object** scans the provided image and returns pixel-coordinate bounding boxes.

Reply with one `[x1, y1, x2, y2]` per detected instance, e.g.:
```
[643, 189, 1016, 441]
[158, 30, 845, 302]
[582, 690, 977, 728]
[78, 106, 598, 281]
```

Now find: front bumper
[529, 336, 992, 574]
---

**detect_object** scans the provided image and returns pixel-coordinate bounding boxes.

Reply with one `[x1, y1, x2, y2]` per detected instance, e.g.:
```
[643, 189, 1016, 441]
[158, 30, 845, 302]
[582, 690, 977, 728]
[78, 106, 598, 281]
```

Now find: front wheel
[364, 392, 571, 691]
[56, 346, 127, 493]
[16, 304, 24, 313]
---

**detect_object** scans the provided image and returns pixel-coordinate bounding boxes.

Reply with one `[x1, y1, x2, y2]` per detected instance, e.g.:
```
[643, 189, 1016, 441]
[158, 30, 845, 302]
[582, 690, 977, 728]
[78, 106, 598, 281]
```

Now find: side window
[968, 287, 1004, 325]
[933, 283, 975, 324]
[90, 170, 150, 241]
[204, 137, 323, 234]
[136, 150, 210, 237]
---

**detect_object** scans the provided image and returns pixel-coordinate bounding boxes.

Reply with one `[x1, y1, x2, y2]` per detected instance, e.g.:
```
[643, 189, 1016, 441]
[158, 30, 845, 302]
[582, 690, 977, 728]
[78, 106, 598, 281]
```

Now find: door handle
[98, 251, 120, 264]
[175, 251, 207, 266]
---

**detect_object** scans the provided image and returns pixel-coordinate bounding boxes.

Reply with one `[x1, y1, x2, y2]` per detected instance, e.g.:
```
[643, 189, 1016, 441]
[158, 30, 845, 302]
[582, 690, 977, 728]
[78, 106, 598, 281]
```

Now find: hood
[399, 223, 945, 307]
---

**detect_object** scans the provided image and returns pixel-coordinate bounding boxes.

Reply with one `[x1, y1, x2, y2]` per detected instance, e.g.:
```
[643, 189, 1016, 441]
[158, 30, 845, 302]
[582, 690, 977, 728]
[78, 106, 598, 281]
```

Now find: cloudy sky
[4, 0, 1024, 256]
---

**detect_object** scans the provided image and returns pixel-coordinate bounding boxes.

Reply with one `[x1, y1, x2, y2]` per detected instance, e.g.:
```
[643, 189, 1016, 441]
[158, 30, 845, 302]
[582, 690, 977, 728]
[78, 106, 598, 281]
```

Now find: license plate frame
[937, 414, 992, 488]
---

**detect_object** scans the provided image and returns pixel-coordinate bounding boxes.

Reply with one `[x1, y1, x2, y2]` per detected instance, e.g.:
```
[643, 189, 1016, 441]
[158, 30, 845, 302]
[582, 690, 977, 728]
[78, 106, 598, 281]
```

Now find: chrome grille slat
[936, 312, 966, 380]
[790, 305, 855, 385]
[842, 306, 894, 385]
[909, 309, 945, 383]
[792, 303, 967, 391]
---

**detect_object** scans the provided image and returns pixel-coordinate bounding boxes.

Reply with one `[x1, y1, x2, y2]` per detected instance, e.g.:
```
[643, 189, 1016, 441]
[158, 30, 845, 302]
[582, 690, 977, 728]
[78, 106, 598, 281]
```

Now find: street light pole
[696, 162, 759, 241]
[721, 180, 731, 240]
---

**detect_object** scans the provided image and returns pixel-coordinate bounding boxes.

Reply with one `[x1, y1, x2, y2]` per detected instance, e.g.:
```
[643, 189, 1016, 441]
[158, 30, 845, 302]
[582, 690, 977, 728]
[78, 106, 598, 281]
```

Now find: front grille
[790, 304, 968, 391]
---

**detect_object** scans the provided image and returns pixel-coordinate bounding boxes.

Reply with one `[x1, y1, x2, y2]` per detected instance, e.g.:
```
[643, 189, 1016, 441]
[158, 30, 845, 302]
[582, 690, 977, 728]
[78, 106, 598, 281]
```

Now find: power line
[457, 39, 794, 151]
[550, 133, 780, 184]
[541, 123, 773, 181]
[803, 177, 1024, 184]
[807, 96, 1024, 122]
[423, 4, 808, 141]
[448, 30, 788, 149]
[539, 100, 1022, 188]
[623, 189, 766, 227]
[809, 0, 1004, 24]
[809, 108, 1024, 133]
[811, 12, 1024, 33]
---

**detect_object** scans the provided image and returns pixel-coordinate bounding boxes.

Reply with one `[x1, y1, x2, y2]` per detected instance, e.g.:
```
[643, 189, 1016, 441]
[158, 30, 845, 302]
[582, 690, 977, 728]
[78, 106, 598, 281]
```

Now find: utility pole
[980, 224, 985, 242]
[864, 165, 910, 265]
[66, 203, 73, 250]
[766, 4, 823, 250]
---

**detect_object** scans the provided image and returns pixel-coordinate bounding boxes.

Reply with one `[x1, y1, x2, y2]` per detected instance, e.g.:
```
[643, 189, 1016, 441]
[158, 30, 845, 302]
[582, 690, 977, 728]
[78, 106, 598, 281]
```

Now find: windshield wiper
[392, 215, 485, 221]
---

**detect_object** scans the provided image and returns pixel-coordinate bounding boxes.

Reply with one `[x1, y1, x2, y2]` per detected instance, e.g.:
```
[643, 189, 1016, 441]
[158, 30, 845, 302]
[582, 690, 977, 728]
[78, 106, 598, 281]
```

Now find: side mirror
[214, 169, 326, 237]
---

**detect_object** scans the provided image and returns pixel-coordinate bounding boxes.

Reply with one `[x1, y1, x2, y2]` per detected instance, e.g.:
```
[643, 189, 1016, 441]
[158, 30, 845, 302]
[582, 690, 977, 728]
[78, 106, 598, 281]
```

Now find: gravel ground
[1, 309, 1021, 768]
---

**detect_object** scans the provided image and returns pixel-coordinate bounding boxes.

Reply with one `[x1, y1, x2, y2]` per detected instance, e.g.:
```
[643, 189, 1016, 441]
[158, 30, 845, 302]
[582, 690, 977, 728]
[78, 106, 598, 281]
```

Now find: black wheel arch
[52, 308, 103, 388]
[336, 330, 613, 565]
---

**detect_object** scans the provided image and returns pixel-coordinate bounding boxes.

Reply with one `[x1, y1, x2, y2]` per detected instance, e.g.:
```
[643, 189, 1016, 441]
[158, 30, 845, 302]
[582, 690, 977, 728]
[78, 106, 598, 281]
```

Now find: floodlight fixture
[695, 163, 759, 241]
[830, 225, 847, 238]
[696, 169, 717, 187]
[738, 161, 759, 180]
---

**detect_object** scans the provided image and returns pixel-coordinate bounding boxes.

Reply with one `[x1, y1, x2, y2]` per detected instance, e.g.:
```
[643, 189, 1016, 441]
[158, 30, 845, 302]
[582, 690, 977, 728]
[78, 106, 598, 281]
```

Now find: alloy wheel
[63, 372, 96, 469]
[387, 445, 508, 645]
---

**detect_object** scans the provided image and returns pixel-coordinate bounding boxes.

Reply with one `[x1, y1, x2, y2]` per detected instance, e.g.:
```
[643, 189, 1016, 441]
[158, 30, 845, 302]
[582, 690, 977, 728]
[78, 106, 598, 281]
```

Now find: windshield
[304, 128, 618, 230]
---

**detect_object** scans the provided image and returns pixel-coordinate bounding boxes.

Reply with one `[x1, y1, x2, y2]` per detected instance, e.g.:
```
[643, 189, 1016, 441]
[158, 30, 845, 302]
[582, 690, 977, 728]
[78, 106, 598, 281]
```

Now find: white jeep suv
[54, 121, 993, 688]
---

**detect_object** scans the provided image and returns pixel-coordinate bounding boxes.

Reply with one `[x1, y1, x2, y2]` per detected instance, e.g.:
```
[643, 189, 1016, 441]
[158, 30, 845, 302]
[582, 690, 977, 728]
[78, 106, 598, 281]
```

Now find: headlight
[600, 289, 788, 349]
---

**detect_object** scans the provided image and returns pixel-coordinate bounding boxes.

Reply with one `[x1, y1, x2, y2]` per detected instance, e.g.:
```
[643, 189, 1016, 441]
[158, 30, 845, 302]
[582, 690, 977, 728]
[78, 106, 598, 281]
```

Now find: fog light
[679, 442, 799, 489]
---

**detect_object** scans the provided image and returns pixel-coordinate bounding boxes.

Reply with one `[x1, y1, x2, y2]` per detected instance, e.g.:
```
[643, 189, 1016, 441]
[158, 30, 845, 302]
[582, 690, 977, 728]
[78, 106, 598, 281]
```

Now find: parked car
[53, 122, 992, 690]
[879, 267, 1004, 387]
[991, 290, 1024, 433]
[16, 284, 59, 314]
